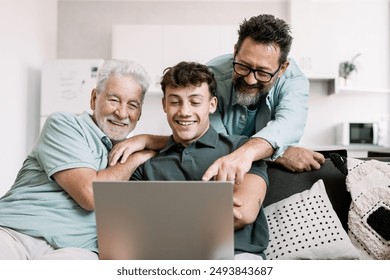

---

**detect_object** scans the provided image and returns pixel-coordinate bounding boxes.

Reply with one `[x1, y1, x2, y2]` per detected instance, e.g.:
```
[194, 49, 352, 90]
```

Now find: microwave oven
[336, 122, 379, 145]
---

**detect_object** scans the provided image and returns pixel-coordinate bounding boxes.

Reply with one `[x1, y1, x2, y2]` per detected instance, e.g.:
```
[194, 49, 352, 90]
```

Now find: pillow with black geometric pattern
[263, 179, 359, 260]
[330, 154, 390, 260]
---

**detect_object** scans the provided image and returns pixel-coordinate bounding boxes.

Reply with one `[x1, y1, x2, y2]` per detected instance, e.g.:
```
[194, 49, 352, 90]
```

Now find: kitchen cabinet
[289, 0, 338, 78]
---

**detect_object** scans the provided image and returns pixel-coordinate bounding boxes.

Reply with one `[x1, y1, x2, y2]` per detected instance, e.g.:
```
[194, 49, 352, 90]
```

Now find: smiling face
[233, 37, 288, 106]
[162, 83, 217, 146]
[90, 75, 143, 144]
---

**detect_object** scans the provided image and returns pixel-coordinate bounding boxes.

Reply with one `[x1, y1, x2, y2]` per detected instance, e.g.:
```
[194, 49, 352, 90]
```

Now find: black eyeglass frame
[232, 61, 282, 83]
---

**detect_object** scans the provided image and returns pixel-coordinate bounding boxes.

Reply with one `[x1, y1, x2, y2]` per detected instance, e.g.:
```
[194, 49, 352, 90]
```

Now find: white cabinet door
[112, 24, 237, 94]
[289, 0, 338, 77]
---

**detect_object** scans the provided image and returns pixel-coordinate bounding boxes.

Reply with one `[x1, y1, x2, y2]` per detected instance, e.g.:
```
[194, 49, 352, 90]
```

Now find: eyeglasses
[233, 61, 282, 83]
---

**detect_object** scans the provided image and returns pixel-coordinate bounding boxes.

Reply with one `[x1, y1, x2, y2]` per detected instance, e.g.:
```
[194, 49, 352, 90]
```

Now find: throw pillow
[263, 179, 359, 259]
[330, 155, 390, 260]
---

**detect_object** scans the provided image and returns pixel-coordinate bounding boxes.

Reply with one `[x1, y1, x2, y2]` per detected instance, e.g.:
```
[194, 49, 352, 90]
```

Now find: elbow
[81, 202, 95, 212]
[76, 189, 95, 211]
[234, 208, 259, 230]
[241, 210, 259, 225]
[78, 198, 95, 211]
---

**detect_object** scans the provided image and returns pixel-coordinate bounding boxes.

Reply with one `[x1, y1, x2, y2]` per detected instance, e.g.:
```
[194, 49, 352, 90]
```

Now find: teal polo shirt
[0, 111, 111, 253]
[131, 126, 269, 258]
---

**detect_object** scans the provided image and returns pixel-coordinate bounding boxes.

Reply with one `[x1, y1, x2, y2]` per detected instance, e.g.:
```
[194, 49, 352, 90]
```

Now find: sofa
[261, 153, 390, 260]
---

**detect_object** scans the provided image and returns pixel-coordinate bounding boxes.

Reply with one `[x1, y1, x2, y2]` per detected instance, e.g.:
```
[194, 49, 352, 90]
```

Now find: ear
[278, 60, 290, 78]
[162, 96, 167, 113]
[90, 89, 97, 110]
[209, 96, 218, 114]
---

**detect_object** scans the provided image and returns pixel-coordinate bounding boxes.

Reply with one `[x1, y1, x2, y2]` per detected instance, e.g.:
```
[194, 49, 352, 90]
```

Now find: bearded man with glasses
[202, 14, 326, 183]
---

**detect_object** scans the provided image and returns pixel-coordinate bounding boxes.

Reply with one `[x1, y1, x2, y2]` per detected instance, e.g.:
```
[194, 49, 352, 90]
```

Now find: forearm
[238, 137, 274, 162]
[252, 84, 309, 159]
[142, 134, 169, 151]
[97, 151, 151, 180]
[54, 150, 155, 211]
[233, 173, 267, 230]
[202, 137, 274, 183]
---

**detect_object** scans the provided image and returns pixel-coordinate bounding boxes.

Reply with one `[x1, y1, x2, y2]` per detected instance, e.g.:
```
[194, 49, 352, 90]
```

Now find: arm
[233, 173, 267, 230]
[53, 149, 156, 211]
[254, 59, 310, 159]
[38, 113, 158, 212]
[202, 138, 325, 181]
[202, 137, 273, 184]
[253, 61, 324, 170]
[109, 134, 169, 166]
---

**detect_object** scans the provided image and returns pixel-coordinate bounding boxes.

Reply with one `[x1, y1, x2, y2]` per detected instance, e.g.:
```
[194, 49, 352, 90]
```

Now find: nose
[244, 70, 258, 86]
[178, 102, 191, 117]
[115, 103, 128, 119]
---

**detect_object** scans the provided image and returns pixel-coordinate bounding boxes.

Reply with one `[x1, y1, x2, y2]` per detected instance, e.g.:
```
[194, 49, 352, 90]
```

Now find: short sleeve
[35, 112, 102, 179]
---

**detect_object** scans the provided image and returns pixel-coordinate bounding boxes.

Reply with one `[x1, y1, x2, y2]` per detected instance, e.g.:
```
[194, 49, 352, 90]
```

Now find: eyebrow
[166, 93, 205, 99]
[106, 92, 141, 105]
[105, 92, 119, 98]
[235, 58, 272, 72]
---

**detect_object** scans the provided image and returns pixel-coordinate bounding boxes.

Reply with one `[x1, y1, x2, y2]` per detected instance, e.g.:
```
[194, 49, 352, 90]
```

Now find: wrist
[242, 137, 274, 161]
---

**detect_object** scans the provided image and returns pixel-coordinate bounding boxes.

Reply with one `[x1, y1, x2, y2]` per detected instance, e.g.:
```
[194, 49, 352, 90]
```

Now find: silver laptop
[93, 181, 234, 260]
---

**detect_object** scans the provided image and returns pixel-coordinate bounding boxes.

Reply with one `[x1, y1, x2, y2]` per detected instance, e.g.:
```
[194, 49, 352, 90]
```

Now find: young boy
[130, 61, 269, 259]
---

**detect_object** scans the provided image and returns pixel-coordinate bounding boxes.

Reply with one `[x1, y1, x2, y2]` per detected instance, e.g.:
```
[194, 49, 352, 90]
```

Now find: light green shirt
[0, 111, 111, 252]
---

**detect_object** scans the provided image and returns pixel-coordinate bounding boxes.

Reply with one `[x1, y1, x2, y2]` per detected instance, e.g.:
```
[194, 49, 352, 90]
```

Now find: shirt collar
[80, 111, 113, 151]
[196, 126, 219, 148]
[160, 126, 219, 153]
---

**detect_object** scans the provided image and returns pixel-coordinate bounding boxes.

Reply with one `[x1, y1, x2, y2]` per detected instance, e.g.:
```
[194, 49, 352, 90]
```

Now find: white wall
[300, 82, 390, 147]
[57, 0, 288, 59]
[0, 0, 57, 196]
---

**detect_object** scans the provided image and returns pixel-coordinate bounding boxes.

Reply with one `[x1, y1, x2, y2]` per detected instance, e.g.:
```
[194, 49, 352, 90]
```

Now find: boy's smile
[162, 83, 217, 147]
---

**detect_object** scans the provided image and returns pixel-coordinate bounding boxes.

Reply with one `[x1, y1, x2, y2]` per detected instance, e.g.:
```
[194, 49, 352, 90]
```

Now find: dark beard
[233, 77, 269, 107]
